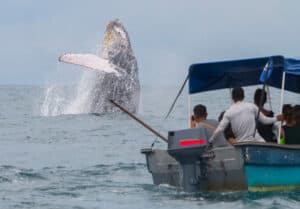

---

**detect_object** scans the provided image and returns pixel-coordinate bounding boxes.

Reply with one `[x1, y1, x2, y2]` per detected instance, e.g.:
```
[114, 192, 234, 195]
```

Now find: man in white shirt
[209, 87, 282, 144]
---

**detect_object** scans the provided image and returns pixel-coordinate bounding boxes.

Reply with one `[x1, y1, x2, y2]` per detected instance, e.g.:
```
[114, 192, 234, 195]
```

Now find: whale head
[101, 19, 138, 76]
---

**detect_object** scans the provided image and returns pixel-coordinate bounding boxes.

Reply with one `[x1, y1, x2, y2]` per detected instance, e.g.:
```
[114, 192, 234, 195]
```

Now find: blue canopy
[188, 55, 300, 94]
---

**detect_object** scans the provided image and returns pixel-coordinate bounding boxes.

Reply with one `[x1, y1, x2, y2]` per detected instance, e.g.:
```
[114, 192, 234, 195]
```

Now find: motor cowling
[167, 127, 209, 192]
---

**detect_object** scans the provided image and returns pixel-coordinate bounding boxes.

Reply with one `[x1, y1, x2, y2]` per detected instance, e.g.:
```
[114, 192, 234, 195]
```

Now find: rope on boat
[164, 73, 190, 119]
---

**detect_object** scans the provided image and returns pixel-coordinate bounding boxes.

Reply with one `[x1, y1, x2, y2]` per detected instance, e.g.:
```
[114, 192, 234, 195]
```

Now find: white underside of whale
[59, 53, 121, 76]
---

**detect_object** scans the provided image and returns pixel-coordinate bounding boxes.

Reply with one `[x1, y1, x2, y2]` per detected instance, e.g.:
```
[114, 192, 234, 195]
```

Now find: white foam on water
[40, 63, 69, 116]
[64, 71, 99, 115]
[40, 68, 101, 116]
[40, 85, 66, 116]
[40, 62, 83, 116]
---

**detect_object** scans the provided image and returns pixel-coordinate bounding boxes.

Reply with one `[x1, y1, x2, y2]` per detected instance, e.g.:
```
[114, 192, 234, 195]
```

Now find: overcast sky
[1, 0, 300, 86]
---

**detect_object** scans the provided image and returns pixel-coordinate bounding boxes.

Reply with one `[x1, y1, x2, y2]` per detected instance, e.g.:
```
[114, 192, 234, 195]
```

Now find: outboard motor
[167, 127, 209, 192]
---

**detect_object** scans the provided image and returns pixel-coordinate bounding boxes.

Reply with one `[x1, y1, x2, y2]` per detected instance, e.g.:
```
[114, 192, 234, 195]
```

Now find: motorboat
[141, 55, 300, 192]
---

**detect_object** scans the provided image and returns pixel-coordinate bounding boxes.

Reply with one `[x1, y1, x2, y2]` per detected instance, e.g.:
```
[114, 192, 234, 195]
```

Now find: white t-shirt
[209, 101, 277, 143]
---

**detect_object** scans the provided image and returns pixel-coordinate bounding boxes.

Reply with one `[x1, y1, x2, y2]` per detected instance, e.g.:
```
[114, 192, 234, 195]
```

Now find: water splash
[40, 65, 102, 116]
[64, 71, 99, 114]
[40, 62, 76, 116]
[40, 85, 68, 116]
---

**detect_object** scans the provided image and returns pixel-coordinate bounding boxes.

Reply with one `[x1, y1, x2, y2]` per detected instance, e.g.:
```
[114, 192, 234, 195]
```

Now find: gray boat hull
[141, 146, 247, 191]
[142, 143, 300, 192]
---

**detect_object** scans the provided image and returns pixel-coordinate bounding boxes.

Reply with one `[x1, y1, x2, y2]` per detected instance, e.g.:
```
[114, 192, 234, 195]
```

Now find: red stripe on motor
[179, 139, 206, 146]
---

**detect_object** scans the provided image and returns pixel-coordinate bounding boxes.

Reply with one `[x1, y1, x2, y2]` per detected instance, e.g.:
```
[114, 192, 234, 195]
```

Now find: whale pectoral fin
[59, 53, 120, 76]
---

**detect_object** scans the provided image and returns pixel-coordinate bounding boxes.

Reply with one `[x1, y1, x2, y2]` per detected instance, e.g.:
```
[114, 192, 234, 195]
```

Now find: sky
[0, 0, 300, 86]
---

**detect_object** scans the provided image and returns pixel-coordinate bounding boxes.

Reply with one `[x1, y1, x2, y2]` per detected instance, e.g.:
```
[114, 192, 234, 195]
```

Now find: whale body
[58, 19, 140, 114]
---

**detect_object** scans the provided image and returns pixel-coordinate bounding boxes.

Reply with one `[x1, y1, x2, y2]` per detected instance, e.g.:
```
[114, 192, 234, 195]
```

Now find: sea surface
[0, 85, 299, 209]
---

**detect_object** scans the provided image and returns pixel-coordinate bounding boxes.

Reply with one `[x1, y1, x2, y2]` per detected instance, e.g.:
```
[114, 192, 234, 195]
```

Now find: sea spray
[40, 61, 77, 116]
[64, 71, 100, 114]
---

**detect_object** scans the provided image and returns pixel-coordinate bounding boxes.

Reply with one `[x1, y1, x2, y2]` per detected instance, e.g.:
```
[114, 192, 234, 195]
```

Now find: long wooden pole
[109, 100, 168, 143]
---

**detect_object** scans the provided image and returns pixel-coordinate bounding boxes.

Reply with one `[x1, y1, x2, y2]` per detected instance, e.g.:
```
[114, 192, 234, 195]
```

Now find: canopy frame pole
[188, 94, 191, 127]
[277, 71, 286, 144]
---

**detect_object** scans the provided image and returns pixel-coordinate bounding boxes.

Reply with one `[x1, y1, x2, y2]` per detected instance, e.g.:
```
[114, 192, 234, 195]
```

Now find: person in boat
[282, 104, 293, 120]
[190, 104, 230, 147]
[209, 87, 282, 144]
[281, 105, 300, 144]
[253, 88, 276, 142]
[218, 111, 236, 145]
[190, 104, 217, 129]
[295, 105, 300, 123]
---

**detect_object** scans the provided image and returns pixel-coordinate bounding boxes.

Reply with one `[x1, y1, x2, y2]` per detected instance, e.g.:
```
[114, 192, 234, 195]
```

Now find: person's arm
[190, 115, 196, 128]
[209, 113, 230, 143]
[258, 112, 277, 124]
[254, 105, 278, 124]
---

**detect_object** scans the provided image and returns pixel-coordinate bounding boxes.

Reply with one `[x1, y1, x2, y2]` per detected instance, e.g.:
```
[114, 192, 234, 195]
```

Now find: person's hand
[190, 115, 195, 121]
[276, 114, 283, 121]
[190, 115, 196, 128]
[228, 137, 237, 145]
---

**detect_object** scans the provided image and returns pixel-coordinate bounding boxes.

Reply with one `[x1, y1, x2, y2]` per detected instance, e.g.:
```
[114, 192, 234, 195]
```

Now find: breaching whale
[59, 19, 140, 114]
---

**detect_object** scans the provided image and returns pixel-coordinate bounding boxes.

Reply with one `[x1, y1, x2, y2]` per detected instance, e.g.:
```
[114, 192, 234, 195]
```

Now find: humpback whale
[58, 19, 140, 114]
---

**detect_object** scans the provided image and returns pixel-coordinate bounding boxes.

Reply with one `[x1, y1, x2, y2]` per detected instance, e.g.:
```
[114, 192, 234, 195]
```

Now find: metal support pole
[277, 72, 286, 144]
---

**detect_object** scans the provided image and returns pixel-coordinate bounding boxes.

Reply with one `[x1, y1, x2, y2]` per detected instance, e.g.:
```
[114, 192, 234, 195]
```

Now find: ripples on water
[1, 163, 299, 209]
[0, 85, 299, 209]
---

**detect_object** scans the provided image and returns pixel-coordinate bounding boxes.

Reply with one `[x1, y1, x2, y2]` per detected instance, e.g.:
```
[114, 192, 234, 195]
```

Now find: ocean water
[0, 85, 299, 209]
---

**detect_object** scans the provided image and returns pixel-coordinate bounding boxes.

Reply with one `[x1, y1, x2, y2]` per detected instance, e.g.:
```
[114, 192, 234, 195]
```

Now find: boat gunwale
[234, 141, 300, 150]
